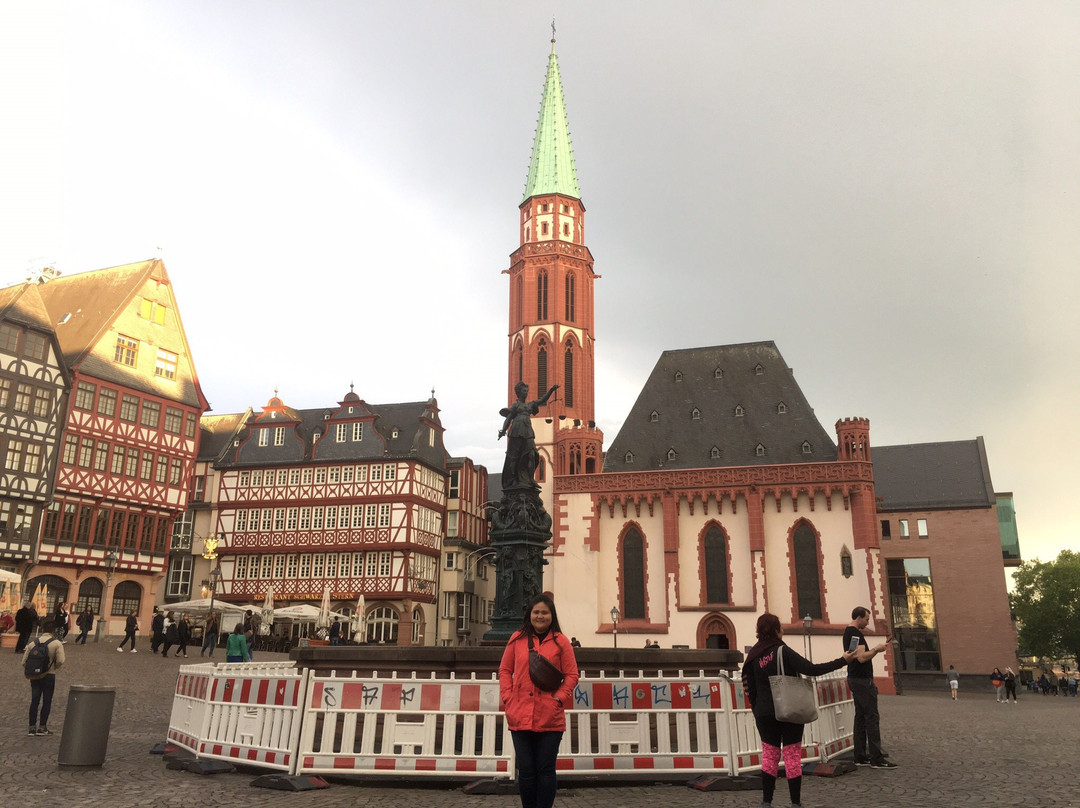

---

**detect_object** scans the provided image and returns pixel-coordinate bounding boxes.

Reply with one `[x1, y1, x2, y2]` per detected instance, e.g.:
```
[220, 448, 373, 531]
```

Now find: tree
[1010, 550, 1080, 670]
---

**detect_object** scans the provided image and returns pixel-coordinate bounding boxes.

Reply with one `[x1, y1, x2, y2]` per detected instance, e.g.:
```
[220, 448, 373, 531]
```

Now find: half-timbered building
[209, 389, 459, 645]
[0, 280, 71, 573]
[19, 259, 208, 635]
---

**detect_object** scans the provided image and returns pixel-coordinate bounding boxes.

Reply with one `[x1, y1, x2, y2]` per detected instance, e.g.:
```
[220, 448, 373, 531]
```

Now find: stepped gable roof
[197, 412, 251, 462]
[522, 37, 581, 203]
[873, 437, 995, 511]
[602, 341, 836, 472]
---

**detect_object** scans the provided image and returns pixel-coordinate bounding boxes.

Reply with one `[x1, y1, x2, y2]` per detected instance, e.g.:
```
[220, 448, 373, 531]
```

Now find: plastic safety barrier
[167, 664, 853, 781]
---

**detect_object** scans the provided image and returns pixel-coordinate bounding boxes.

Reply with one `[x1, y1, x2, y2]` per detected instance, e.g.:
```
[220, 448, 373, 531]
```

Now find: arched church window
[704, 525, 729, 604]
[537, 271, 548, 320]
[565, 273, 575, 321]
[840, 547, 853, 578]
[564, 340, 574, 407]
[537, 342, 548, 393]
[793, 523, 822, 619]
[621, 529, 645, 620]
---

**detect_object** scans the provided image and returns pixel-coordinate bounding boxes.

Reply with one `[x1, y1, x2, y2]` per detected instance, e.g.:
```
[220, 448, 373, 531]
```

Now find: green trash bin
[58, 685, 116, 767]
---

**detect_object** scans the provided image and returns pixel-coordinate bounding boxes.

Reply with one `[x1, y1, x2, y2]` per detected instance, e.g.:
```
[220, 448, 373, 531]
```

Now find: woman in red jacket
[498, 593, 579, 808]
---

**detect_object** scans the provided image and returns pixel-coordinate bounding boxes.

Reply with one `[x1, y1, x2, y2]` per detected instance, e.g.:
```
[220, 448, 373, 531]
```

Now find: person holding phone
[742, 613, 856, 808]
[843, 607, 897, 769]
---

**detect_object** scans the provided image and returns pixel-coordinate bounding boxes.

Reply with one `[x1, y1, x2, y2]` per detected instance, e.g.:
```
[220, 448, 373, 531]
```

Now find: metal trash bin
[58, 685, 116, 767]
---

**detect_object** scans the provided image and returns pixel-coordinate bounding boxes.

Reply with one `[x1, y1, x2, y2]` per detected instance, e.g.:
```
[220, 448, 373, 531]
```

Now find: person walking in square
[74, 606, 94, 644]
[225, 622, 251, 662]
[14, 601, 37, 653]
[150, 607, 165, 653]
[844, 606, 897, 769]
[117, 609, 138, 652]
[23, 616, 64, 736]
[946, 665, 960, 700]
[174, 613, 192, 657]
[200, 612, 219, 658]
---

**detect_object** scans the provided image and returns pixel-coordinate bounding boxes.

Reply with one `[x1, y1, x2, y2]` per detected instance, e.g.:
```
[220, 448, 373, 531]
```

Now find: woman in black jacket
[740, 613, 856, 808]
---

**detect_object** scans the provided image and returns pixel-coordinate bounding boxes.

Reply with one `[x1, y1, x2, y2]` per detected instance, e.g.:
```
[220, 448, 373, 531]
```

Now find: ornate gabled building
[509, 40, 894, 688]
[207, 389, 475, 645]
[0, 281, 71, 570]
[19, 259, 208, 634]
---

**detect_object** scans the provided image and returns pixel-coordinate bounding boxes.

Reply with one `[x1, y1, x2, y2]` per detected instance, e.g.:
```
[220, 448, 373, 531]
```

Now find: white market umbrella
[316, 584, 332, 629]
[159, 598, 250, 619]
[260, 585, 275, 634]
[352, 594, 366, 643]
[272, 604, 347, 622]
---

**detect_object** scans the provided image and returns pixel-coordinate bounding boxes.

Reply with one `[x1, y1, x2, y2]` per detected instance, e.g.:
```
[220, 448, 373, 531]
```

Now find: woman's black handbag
[528, 635, 565, 692]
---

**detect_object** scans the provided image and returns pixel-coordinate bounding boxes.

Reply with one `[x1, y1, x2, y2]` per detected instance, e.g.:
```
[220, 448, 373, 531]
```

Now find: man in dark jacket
[14, 602, 37, 653]
[150, 607, 165, 654]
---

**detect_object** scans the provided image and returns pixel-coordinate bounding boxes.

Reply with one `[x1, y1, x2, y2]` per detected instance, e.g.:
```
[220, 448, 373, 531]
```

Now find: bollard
[58, 685, 117, 767]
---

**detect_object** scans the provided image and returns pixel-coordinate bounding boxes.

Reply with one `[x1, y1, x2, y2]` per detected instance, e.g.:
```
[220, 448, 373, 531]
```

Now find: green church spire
[522, 36, 581, 203]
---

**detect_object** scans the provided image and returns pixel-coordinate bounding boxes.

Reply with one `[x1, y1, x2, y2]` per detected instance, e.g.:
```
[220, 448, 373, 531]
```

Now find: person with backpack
[23, 616, 65, 736]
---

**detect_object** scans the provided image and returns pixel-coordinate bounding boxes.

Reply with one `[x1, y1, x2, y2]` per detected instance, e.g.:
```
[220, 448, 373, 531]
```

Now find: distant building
[190, 390, 488, 646]
[873, 438, 1020, 686]
[0, 282, 71, 572]
[19, 260, 208, 634]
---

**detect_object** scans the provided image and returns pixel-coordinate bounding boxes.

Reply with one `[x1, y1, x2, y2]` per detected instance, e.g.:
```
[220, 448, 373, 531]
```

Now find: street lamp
[803, 613, 813, 662]
[95, 549, 119, 642]
[610, 605, 620, 649]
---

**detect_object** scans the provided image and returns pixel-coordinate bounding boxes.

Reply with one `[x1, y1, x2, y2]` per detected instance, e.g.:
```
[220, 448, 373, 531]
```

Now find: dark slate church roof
[603, 342, 836, 472]
[873, 437, 995, 511]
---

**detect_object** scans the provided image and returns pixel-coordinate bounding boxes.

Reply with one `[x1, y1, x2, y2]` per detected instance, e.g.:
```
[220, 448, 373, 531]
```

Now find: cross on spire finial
[551, 17, 556, 43]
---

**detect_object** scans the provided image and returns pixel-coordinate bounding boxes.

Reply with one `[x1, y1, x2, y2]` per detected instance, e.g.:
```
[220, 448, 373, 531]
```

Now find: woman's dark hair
[233, 623, 244, 634]
[755, 612, 782, 641]
[518, 592, 562, 636]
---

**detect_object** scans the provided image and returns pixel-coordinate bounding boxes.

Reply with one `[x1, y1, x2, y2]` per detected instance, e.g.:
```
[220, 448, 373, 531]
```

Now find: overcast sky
[2, 2, 1076, 569]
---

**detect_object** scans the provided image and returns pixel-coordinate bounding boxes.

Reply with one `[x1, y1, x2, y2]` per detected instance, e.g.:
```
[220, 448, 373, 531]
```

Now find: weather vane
[551, 17, 556, 42]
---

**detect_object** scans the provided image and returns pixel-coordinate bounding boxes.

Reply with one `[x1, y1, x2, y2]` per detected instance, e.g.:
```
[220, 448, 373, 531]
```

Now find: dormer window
[624, 451, 634, 464]
[734, 405, 744, 417]
[257, 430, 268, 447]
[777, 402, 787, 414]
[754, 364, 764, 376]
[714, 368, 723, 379]
[392, 428, 400, 439]
[755, 443, 766, 456]
[674, 371, 683, 382]
[667, 448, 677, 461]
[691, 408, 701, 420]
[710, 446, 721, 459]
[650, 410, 659, 423]
[801, 441, 812, 454]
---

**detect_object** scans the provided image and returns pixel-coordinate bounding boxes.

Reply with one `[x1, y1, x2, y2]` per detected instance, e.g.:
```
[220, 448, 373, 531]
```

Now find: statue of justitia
[498, 382, 559, 489]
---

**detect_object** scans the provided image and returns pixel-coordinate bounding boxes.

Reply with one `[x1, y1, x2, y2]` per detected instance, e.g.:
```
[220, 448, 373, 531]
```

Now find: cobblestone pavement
[3, 638, 1078, 807]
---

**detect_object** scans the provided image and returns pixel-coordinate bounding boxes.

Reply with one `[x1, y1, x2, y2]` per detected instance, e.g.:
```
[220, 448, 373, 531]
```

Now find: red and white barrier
[166, 664, 853, 781]
[167, 661, 309, 773]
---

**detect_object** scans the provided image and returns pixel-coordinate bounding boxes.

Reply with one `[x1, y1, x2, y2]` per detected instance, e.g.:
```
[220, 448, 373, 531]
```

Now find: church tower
[505, 35, 602, 480]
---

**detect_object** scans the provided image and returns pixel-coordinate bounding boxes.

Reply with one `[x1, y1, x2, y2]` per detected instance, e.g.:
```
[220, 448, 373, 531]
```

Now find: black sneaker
[35, 727, 53, 736]
[870, 759, 897, 769]
[853, 757, 871, 766]
[28, 726, 37, 736]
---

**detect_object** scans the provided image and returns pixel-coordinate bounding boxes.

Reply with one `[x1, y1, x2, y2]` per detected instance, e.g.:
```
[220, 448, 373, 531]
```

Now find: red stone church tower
[505, 37, 603, 480]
